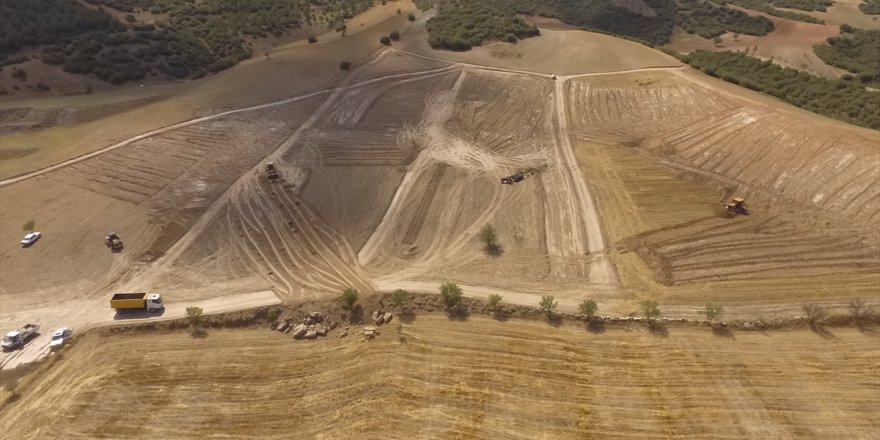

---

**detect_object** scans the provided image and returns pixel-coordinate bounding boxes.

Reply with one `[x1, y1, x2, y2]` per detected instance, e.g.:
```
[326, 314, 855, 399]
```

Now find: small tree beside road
[487, 294, 503, 312]
[803, 303, 827, 325]
[579, 299, 598, 320]
[391, 289, 410, 310]
[539, 295, 558, 316]
[340, 288, 359, 310]
[641, 300, 661, 320]
[704, 303, 724, 324]
[439, 282, 463, 310]
[186, 306, 204, 336]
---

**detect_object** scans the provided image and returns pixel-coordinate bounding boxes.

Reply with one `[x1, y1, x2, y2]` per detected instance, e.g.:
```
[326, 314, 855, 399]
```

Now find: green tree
[641, 300, 661, 320]
[391, 289, 410, 310]
[185, 306, 204, 336]
[487, 293, 503, 311]
[478, 224, 500, 254]
[439, 282, 463, 309]
[579, 299, 598, 320]
[539, 295, 558, 316]
[705, 303, 724, 323]
[340, 288, 359, 310]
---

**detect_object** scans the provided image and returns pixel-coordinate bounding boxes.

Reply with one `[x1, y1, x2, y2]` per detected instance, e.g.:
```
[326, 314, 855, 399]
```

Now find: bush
[408, 13, 416, 21]
[391, 289, 410, 310]
[339, 60, 351, 70]
[505, 33, 517, 43]
[22, 220, 35, 231]
[308, 36, 318, 44]
[124, 14, 136, 23]
[848, 298, 873, 321]
[487, 294, 503, 311]
[380, 36, 391, 46]
[579, 299, 598, 320]
[185, 306, 204, 336]
[704, 303, 724, 323]
[439, 282, 462, 309]
[390, 30, 400, 41]
[539, 295, 558, 316]
[340, 288, 359, 310]
[641, 299, 661, 320]
[802, 303, 828, 324]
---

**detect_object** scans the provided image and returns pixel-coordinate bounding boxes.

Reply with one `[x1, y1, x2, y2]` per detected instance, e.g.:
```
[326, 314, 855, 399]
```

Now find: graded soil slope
[2, 316, 878, 439]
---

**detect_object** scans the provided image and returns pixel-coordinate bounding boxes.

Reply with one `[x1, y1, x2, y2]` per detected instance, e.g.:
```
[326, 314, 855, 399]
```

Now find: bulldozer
[725, 197, 750, 216]
[265, 162, 280, 181]
[105, 232, 123, 251]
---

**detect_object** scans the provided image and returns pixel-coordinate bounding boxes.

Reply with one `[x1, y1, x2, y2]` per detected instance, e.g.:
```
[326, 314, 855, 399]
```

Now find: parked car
[49, 328, 72, 350]
[21, 232, 41, 247]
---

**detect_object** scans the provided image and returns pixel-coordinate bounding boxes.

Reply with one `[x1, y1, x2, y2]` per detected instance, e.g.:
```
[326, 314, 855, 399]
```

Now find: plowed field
[3, 316, 878, 439]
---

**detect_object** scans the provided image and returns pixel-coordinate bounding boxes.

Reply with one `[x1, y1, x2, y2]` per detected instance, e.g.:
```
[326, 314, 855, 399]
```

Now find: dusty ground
[2, 316, 878, 439]
[665, 11, 847, 78]
[0, 4, 878, 436]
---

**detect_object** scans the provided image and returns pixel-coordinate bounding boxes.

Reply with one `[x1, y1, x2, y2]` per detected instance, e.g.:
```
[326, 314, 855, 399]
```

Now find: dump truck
[725, 197, 750, 216]
[105, 232, 123, 251]
[110, 292, 164, 313]
[265, 162, 280, 181]
[2, 324, 39, 351]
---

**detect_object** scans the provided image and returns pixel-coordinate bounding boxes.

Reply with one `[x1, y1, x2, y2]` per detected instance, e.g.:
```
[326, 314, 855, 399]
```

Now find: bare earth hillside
[2, 317, 878, 439]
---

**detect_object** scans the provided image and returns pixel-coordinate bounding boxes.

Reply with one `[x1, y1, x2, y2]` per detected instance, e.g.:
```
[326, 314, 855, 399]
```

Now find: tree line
[684, 50, 880, 130]
[813, 28, 880, 84]
[677, 0, 774, 39]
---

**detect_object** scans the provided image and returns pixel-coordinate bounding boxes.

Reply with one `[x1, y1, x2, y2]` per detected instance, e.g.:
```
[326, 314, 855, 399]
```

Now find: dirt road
[0, 290, 280, 370]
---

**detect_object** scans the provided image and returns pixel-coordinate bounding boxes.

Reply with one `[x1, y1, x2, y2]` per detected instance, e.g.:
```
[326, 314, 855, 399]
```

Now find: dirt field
[2, 316, 878, 439]
[665, 11, 847, 78]
[783, 0, 880, 30]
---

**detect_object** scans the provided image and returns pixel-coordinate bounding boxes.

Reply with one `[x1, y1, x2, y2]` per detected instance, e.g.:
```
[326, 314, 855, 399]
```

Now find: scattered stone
[276, 320, 290, 332]
[308, 324, 316, 332]
[337, 329, 348, 338]
[383, 312, 393, 324]
[327, 319, 337, 330]
[291, 324, 307, 339]
[371, 311, 379, 322]
[303, 317, 314, 326]
[316, 326, 328, 336]
[375, 314, 385, 325]
[304, 330, 318, 340]
[309, 312, 324, 323]
[364, 325, 378, 339]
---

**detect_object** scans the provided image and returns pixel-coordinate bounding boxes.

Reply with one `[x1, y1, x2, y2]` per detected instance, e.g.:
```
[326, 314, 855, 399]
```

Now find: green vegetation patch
[425, 0, 678, 50]
[860, 0, 880, 14]
[813, 29, 880, 83]
[0, 0, 120, 60]
[685, 50, 880, 129]
[677, 0, 774, 38]
[426, 1, 540, 50]
[2, 0, 373, 84]
[721, 0, 825, 23]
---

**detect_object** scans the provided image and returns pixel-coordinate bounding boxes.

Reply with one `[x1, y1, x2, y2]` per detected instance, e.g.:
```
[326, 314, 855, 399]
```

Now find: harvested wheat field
[2, 316, 878, 439]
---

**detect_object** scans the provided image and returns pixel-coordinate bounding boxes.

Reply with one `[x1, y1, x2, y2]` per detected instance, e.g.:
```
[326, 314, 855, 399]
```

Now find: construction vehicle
[110, 292, 164, 313]
[2, 324, 39, 351]
[265, 162, 280, 181]
[501, 172, 526, 185]
[725, 197, 750, 216]
[105, 232, 123, 251]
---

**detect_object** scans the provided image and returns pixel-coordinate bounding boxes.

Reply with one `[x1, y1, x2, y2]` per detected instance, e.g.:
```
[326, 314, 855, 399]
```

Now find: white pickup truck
[2, 324, 40, 351]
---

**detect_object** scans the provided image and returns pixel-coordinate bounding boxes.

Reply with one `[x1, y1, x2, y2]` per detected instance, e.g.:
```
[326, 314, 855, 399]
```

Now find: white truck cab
[146, 293, 164, 312]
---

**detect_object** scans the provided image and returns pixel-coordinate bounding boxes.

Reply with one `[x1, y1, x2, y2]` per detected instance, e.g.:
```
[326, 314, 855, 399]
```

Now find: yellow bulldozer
[725, 197, 750, 216]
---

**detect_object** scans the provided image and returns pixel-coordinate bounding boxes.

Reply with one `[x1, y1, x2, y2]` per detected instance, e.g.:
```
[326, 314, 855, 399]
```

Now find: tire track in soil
[402, 164, 447, 245]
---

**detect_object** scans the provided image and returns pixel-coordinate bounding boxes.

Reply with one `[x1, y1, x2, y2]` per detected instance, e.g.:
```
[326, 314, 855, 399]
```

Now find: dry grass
[2, 315, 878, 439]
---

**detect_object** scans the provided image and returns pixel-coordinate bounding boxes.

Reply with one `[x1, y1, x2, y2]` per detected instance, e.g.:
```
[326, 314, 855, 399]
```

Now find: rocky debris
[371, 311, 379, 322]
[291, 324, 307, 340]
[276, 320, 291, 332]
[364, 326, 378, 339]
[375, 314, 385, 325]
[304, 330, 317, 340]
[337, 329, 348, 338]
[316, 326, 328, 337]
[308, 312, 324, 323]
[327, 319, 338, 330]
[383, 312, 393, 324]
[370, 310, 394, 326]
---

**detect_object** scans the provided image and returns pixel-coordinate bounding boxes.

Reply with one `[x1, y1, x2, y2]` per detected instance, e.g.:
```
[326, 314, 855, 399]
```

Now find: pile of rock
[277, 312, 337, 341]
[371, 310, 393, 326]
